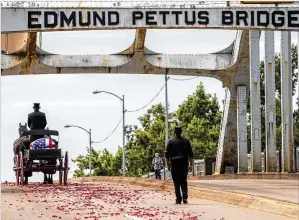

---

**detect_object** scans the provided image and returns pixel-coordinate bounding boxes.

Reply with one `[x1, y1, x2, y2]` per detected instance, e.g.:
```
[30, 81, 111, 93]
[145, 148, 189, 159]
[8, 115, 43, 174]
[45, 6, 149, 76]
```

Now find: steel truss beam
[1, 30, 242, 85]
[215, 88, 231, 174]
[264, 31, 276, 172]
[237, 85, 247, 173]
[249, 30, 261, 172]
[280, 31, 294, 173]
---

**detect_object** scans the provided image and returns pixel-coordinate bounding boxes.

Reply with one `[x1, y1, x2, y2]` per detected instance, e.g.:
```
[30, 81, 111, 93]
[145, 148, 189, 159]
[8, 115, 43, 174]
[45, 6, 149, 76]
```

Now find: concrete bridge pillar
[215, 89, 238, 174]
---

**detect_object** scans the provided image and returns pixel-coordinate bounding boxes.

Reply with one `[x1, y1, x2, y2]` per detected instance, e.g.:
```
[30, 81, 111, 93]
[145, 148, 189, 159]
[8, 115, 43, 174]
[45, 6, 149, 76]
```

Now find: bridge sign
[2, 4, 299, 33]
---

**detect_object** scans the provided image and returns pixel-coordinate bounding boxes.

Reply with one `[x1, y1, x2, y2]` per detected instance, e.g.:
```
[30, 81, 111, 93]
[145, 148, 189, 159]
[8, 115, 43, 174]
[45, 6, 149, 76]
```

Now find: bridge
[2, 0, 299, 174]
[1, 1, 299, 219]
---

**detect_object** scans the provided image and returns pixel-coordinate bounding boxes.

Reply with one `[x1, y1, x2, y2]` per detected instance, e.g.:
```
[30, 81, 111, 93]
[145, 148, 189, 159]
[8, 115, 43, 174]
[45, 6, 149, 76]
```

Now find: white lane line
[125, 214, 143, 220]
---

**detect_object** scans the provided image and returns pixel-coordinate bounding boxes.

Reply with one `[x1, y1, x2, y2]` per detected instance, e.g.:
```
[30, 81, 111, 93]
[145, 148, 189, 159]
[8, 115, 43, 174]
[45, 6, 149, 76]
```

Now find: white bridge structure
[1, 1, 299, 174]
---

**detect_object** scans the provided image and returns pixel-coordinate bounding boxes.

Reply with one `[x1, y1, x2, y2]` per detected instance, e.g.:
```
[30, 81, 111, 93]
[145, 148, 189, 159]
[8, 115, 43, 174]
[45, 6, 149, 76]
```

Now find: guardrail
[142, 150, 299, 179]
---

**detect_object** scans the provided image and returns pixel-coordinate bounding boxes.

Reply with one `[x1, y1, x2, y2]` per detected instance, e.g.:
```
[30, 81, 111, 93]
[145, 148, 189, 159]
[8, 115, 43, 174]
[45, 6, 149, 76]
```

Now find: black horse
[13, 123, 31, 184]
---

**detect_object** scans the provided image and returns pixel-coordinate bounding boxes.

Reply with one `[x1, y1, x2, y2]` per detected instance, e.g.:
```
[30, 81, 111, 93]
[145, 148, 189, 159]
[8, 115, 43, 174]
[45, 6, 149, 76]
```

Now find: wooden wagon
[13, 129, 69, 185]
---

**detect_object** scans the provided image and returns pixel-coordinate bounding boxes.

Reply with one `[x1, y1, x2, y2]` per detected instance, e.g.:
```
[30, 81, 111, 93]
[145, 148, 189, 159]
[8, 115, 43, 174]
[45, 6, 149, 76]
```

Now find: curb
[70, 176, 299, 219]
[188, 173, 299, 180]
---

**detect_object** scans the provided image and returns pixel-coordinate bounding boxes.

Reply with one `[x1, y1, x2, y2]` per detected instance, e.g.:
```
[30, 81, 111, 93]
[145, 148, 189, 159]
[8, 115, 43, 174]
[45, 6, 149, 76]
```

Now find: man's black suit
[27, 110, 47, 141]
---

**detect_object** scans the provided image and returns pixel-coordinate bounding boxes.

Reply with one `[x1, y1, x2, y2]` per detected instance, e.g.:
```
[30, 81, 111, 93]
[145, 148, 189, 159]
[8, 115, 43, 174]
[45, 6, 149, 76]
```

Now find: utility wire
[126, 83, 166, 113]
[91, 75, 199, 143]
[126, 75, 198, 113]
[92, 82, 165, 143]
[92, 116, 123, 144]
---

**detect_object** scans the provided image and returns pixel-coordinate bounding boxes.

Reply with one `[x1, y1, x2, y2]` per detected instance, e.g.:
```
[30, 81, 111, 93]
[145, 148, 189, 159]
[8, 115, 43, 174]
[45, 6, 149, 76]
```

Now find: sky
[1, 29, 298, 182]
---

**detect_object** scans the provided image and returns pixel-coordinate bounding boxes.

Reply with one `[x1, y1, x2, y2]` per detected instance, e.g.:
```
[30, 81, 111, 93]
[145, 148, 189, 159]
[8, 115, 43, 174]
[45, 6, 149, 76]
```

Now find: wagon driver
[27, 103, 47, 141]
[28, 103, 52, 183]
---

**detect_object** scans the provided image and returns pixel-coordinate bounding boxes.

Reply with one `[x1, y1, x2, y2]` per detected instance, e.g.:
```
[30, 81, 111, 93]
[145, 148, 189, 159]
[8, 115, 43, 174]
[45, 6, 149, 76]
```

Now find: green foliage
[176, 82, 222, 128]
[72, 146, 123, 177]
[176, 82, 221, 159]
[182, 117, 219, 159]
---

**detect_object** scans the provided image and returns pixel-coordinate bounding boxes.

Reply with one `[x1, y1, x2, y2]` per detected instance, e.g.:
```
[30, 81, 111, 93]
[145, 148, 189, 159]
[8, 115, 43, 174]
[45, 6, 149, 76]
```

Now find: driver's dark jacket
[27, 111, 47, 130]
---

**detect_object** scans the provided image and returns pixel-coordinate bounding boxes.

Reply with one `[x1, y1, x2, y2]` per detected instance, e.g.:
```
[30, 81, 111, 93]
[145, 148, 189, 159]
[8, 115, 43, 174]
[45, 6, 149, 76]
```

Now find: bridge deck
[189, 179, 299, 203]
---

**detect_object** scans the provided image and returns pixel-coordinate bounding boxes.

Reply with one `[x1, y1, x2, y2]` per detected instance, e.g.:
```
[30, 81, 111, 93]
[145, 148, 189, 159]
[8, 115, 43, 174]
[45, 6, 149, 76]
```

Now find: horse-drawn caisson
[13, 123, 69, 185]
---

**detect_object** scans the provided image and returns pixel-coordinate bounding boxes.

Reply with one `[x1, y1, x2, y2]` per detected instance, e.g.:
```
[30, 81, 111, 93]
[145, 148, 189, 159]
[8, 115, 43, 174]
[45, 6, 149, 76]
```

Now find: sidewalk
[188, 179, 299, 203]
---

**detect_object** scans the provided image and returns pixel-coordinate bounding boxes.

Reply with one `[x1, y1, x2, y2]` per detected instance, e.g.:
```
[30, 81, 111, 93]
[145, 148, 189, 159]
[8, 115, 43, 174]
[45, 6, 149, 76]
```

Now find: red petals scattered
[2, 181, 200, 219]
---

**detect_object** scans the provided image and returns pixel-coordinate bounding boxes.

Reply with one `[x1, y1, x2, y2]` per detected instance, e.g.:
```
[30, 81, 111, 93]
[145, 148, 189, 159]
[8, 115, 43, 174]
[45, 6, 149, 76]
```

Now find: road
[1, 181, 294, 220]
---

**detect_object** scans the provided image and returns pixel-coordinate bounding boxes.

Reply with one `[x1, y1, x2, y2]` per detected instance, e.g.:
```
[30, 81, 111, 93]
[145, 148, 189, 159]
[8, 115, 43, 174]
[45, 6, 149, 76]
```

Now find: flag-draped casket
[30, 138, 56, 150]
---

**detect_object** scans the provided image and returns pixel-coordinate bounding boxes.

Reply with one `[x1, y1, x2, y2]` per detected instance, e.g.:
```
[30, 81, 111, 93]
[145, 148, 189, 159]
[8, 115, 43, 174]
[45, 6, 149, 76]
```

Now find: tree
[72, 146, 123, 177]
[124, 103, 176, 176]
[176, 82, 222, 128]
[176, 82, 222, 159]
[183, 117, 219, 159]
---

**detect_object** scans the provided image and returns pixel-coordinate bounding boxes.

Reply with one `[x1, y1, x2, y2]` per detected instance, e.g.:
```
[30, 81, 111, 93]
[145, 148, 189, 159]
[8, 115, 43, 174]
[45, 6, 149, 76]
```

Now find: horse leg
[24, 174, 28, 184]
[13, 155, 17, 167]
[50, 174, 53, 184]
[43, 173, 48, 184]
[46, 174, 50, 184]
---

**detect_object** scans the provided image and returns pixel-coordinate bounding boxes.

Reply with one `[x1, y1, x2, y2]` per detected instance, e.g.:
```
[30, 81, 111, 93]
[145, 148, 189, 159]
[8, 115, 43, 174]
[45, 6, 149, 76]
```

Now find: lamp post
[164, 73, 170, 180]
[64, 124, 92, 177]
[297, 32, 299, 110]
[93, 90, 126, 176]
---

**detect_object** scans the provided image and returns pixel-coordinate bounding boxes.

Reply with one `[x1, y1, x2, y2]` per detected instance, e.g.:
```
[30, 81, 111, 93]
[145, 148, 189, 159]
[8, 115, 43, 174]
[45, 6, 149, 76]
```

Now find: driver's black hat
[33, 103, 40, 109]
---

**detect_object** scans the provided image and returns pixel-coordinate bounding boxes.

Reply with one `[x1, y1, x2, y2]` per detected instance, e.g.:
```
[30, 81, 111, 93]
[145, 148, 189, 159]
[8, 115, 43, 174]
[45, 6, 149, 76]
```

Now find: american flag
[30, 138, 56, 150]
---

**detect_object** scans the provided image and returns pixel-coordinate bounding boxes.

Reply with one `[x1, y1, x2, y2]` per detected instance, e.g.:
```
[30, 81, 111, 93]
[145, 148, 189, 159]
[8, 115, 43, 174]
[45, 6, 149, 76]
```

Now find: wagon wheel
[59, 158, 63, 185]
[19, 151, 24, 186]
[63, 151, 68, 186]
[15, 155, 19, 186]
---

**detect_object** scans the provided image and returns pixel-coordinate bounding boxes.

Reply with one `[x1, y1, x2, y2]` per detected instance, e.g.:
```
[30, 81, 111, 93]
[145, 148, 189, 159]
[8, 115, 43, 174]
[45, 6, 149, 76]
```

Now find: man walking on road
[165, 126, 193, 204]
[152, 153, 163, 179]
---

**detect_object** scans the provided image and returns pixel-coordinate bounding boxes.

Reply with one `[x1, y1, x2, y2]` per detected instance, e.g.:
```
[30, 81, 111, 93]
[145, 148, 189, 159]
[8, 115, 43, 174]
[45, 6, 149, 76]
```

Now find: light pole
[164, 73, 170, 180]
[64, 124, 92, 177]
[93, 90, 126, 176]
[297, 32, 299, 110]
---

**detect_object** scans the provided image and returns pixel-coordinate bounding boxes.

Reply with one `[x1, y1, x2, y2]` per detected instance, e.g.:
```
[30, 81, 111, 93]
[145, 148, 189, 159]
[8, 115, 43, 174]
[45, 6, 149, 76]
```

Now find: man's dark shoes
[183, 199, 188, 204]
[175, 200, 182, 204]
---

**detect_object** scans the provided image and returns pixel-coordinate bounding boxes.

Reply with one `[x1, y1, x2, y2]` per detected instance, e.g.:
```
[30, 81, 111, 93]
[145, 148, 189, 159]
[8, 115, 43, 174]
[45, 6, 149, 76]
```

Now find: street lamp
[92, 90, 126, 176]
[164, 73, 170, 180]
[64, 124, 92, 177]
